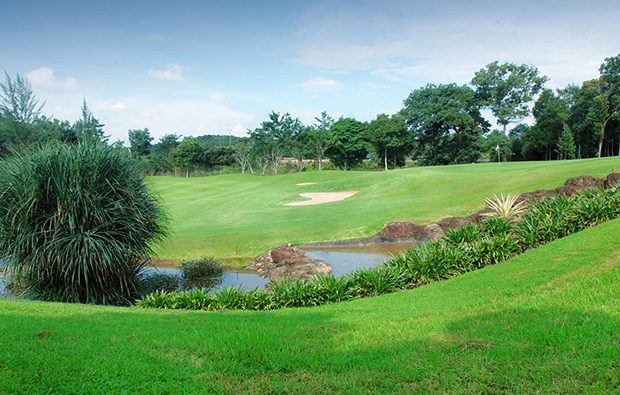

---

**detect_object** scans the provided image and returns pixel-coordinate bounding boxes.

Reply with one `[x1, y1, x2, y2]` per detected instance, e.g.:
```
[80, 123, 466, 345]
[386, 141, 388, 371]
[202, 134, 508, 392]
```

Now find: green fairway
[2, 215, 619, 393]
[148, 157, 618, 265]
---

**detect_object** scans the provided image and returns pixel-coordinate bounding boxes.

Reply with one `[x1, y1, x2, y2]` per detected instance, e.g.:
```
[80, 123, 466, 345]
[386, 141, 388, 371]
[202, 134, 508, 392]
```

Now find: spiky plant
[484, 193, 528, 219]
[0, 141, 168, 305]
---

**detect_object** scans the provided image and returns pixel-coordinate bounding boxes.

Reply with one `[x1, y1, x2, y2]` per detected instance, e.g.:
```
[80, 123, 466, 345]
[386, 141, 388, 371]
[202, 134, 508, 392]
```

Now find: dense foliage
[0, 141, 168, 305]
[3, 54, 620, 175]
[138, 184, 620, 311]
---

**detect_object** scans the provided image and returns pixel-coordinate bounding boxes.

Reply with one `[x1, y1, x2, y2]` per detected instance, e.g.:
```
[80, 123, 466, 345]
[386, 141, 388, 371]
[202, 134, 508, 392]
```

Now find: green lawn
[2, 215, 619, 394]
[148, 157, 618, 265]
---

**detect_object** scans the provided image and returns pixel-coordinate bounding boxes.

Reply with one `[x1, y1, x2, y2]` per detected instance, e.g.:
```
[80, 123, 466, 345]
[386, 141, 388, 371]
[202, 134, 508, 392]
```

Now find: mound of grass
[2, 217, 619, 393]
[148, 157, 617, 265]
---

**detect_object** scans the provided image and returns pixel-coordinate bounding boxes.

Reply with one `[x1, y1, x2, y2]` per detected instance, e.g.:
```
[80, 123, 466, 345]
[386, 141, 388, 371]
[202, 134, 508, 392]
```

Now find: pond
[0, 243, 414, 298]
[143, 265, 270, 292]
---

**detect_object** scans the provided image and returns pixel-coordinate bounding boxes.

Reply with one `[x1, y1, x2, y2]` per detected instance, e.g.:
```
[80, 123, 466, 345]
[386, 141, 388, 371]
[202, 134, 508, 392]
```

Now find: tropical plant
[484, 193, 528, 219]
[0, 141, 168, 305]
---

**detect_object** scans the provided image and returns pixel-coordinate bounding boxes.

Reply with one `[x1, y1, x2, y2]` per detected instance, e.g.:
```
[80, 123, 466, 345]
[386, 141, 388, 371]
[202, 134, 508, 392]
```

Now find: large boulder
[270, 246, 296, 264]
[248, 245, 331, 283]
[565, 175, 595, 187]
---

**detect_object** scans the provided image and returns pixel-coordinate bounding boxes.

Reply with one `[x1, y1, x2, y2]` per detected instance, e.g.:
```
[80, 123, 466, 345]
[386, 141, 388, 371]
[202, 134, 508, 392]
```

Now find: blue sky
[2, 0, 620, 142]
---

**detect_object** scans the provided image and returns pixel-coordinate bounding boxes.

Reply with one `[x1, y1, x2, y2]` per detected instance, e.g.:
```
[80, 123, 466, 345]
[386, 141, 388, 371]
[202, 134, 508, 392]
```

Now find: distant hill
[196, 134, 241, 148]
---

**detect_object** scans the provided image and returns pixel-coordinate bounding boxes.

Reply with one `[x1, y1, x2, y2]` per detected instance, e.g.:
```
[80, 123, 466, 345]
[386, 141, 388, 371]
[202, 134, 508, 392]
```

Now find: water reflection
[305, 250, 392, 277]
[142, 266, 269, 292]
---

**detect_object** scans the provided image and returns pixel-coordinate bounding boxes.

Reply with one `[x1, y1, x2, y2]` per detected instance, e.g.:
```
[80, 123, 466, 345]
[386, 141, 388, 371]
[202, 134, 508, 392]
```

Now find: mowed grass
[148, 157, 618, 265]
[2, 217, 619, 394]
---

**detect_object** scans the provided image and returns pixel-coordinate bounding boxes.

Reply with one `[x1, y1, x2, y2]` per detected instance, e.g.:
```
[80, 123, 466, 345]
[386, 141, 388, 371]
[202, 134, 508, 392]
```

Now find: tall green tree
[233, 137, 254, 174]
[0, 72, 45, 149]
[249, 111, 303, 175]
[169, 137, 204, 177]
[74, 100, 107, 143]
[484, 130, 512, 162]
[367, 113, 412, 170]
[556, 124, 576, 160]
[128, 128, 153, 159]
[205, 146, 235, 175]
[325, 117, 368, 171]
[307, 111, 334, 171]
[401, 83, 488, 166]
[522, 89, 570, 160]
[472, 61, 548, 134]
[589, 54, 620, 157]
[152, 133, 181, 157]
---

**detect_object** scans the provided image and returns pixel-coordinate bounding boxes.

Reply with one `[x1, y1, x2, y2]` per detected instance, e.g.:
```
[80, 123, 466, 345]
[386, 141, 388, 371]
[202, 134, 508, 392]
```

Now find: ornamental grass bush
[0, 142, 168, 305]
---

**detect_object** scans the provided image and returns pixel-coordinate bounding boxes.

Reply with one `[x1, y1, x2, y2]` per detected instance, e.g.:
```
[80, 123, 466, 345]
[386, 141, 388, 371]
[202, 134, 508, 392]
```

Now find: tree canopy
[402, 83, 489, 165]
[472, 61, 548, 134]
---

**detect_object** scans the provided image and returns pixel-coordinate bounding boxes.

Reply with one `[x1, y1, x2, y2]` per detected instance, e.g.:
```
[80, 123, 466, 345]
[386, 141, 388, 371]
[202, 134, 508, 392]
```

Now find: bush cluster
[178, 257, 224, 280]
[0, 142, 168, 305]
[137, 185, 620, 311]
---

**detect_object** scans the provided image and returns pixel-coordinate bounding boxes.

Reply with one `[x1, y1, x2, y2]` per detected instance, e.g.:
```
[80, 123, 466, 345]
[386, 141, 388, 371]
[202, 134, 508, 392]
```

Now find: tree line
[2, 54, 619, 175]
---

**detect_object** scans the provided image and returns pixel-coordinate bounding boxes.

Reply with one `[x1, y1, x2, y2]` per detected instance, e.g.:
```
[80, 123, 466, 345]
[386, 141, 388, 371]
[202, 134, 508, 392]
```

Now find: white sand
[296, 182, 317, 186]
[284, 191, 360, 206]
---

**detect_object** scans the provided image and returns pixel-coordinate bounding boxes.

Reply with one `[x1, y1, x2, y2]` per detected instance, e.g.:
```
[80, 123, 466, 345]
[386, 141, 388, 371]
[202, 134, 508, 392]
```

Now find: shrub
[0, 142, 168, 305]
[516, 194, 575, 249]
[442, 223, 481, 246]
[178, 257, 224, 280]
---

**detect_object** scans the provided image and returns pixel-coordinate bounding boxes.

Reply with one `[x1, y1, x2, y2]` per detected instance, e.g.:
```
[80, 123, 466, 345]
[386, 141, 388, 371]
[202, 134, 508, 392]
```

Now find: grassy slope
[2, 218, 619, 394]
[149, 157, 617, 265]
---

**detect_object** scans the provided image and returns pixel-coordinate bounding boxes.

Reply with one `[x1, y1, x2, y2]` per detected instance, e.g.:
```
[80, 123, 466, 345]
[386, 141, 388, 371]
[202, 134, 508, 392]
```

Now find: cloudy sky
[2, 0, 619, 142]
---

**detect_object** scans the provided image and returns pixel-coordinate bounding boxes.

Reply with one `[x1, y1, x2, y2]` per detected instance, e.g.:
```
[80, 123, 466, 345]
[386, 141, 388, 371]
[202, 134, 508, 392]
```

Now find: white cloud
[94, 100, 128, 112]
[148, 64, 187, 81]
[26, 67, 77, 90]
[209, 92, 226, 101]
[293, 77, 344, 93]
[93, 97, 254, 141]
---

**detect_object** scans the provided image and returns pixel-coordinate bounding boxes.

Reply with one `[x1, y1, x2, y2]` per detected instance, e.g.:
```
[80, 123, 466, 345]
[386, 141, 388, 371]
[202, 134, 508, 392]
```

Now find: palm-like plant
[0, 141, 168, 305]
[484, 193, 528, 219]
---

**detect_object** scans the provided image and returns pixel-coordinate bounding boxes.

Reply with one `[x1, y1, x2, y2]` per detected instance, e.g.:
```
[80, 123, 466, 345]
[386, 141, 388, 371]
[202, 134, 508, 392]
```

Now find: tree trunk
[384, 147, 388, 171]
[598, 123, 607, 158]
[186, 168, 189, 178]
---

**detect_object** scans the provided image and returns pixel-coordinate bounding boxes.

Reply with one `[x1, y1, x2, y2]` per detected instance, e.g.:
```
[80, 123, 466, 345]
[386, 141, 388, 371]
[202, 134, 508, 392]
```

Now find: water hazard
[0, 243, 413, 297]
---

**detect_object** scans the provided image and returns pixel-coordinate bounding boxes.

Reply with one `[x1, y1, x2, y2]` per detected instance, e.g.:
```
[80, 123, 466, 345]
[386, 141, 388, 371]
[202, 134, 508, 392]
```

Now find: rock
[595, 178, 606, 188]
[270, 246, 296, 264]
[437, 216, 474, 229]
[419, 224, 444, 242]
[269, 261, 332, 283]
[565, 175, 595, 187]
[248, 245, 332, 284]
[376, 221, 424, 238]
[605, 173, 620, 188]
[556, 185, 582, 196]
[517, 189, 555, 202]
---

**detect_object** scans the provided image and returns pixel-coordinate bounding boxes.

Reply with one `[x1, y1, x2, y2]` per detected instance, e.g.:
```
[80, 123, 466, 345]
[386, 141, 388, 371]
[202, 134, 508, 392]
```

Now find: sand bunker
[284, 191, 360, 206]
[296, 182, 317, 186]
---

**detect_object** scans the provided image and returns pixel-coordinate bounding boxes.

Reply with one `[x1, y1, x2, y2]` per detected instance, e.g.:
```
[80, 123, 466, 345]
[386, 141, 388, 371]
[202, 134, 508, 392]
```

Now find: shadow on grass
[2, 302, 619, 394]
